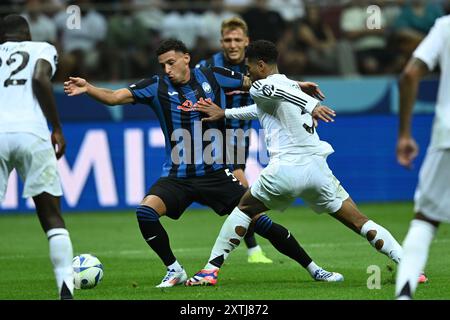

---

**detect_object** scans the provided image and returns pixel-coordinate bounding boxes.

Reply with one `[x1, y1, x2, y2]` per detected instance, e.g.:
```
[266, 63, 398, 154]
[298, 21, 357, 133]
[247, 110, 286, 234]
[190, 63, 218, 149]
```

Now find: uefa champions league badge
[202, 82, 212, 94]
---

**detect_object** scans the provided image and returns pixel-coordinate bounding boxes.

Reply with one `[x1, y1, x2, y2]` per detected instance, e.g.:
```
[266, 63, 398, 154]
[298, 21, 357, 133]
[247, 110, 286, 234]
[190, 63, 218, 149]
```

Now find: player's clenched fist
[396, 136, 419, 169]
[64, 77, 88, 96]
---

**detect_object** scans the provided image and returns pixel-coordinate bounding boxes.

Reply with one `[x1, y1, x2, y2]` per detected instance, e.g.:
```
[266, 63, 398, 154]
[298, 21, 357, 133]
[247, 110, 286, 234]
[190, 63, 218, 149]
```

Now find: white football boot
[156, 268, 188, 288]
[313, 268, 344, 282]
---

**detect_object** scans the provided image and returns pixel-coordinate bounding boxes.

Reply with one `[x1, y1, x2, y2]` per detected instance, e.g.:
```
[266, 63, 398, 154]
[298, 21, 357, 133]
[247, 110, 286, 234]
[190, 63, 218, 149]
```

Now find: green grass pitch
[1, 202, 449, 300]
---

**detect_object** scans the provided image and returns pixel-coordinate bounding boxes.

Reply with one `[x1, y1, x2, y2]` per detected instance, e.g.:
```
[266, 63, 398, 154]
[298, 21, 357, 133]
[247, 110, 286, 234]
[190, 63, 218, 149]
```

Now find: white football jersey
[413, 15, 450, 149]
[0, 41, 57, 140]
[249, 74, 334, 164]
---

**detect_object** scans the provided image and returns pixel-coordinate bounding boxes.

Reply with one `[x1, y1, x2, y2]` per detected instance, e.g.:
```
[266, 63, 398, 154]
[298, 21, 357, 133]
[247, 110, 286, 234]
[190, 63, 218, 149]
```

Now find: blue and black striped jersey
[128, 66, 244, 178]
[197, 52, 253, 163]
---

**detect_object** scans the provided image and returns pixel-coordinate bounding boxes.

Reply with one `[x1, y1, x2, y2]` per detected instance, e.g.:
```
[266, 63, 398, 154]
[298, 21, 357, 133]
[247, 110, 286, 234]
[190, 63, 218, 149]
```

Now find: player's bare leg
[137, 195, 187, 288]
[396, 213, 438, 299]
[233, 168, 272, 264]
[330, 197, 403, 263]
[34, 192, 74, 300]
[186, 190, 343, 286]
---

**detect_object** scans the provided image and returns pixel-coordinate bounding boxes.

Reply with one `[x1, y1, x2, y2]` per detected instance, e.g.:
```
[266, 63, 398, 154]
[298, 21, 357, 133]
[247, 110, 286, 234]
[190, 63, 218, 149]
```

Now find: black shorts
[227, 144, 249, 172]
[148, 168, 246, 220]
[231, 163, 246, 171]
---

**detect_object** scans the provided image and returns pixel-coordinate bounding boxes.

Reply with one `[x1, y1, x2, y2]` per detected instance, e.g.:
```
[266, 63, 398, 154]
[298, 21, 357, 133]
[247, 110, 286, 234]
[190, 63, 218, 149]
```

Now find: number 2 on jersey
[0, 51, 30, 87]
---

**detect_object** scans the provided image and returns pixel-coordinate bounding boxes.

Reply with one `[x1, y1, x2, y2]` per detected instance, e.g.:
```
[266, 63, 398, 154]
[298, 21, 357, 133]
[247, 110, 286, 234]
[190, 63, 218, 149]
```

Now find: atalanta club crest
[202, 82, 212, 93]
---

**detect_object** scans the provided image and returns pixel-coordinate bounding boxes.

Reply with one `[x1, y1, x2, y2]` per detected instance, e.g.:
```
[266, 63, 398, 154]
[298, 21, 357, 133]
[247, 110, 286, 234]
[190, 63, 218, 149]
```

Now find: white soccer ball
[72, 254, 104, 289]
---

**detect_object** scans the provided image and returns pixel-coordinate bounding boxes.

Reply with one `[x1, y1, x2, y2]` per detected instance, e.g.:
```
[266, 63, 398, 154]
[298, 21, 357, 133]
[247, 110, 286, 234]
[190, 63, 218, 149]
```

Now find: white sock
[395, 219, 436, 299]
[360, 220, 403, 263]
[47, 228, 74, 296]
[168, 260, 183, 272]
[247, 245, 262, 256]
[204, 207, 251, 270]
[306, 261, 321, 277]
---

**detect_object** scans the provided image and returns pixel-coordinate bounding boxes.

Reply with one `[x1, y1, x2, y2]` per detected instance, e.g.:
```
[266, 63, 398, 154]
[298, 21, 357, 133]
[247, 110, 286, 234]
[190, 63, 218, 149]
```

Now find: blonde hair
[221, 16, 248, 36]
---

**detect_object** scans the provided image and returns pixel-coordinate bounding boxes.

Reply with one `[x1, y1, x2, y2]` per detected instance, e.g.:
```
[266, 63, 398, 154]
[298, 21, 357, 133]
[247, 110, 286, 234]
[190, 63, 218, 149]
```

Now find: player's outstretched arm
[196, 99, 258, 121]
[33, 59, 65, 159]
[64, 77, 134, 106]
[397, 58, 428, 168]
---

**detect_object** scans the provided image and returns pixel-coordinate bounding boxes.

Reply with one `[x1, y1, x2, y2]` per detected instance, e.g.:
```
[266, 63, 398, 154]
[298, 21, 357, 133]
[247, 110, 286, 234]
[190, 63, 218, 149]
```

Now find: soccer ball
[72, 254, 104, 289]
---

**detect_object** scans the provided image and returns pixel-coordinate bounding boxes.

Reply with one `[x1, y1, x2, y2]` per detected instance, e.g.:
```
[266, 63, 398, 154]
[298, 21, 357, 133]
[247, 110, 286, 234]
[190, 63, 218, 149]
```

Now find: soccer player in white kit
[0, 15, 74, 299]
[186, 40, 416, 287]
[395, 15, 450, 300]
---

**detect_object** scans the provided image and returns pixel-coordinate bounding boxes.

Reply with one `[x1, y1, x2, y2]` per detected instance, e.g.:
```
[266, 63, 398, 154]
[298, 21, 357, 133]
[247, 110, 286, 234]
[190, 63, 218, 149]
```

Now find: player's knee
[415, 212, 440, 227]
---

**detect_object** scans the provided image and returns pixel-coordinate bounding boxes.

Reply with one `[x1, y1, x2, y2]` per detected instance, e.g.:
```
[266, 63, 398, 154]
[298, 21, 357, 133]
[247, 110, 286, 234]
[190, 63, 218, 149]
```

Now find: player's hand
[397, 136, 419, 169]
[64, 77, 88, 96]
[298, 81, 325, 100]
[195, 98, 225, 122]
[51, 129, 66, 159]
[312, 105, 336, 123]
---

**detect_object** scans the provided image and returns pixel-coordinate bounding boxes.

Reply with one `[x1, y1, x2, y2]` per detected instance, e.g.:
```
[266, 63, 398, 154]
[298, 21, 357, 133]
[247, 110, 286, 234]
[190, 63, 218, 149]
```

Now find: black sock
[136, 205, 176, 267]
[254, 215, 312, 268]
[244, 226, 258, 249]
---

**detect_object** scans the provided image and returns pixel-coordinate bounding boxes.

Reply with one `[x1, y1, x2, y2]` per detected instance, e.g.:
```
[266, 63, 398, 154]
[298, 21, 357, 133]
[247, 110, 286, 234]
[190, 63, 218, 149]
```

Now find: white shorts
[250, 155, 349, 214]
[414, 147, 450, 223]
[0, 132, 63, 202]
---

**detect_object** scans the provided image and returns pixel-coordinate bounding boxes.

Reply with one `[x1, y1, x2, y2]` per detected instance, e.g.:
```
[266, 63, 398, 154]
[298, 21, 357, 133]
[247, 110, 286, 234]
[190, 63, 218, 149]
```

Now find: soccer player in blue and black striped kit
[64, 39, 342, 287]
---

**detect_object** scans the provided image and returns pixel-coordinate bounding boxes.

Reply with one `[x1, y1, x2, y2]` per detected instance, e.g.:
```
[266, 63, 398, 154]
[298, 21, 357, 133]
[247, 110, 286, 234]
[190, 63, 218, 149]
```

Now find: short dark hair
[156, 39, 189, 56]
[2, 14, 30, 40]
[246, 40, 278, 64]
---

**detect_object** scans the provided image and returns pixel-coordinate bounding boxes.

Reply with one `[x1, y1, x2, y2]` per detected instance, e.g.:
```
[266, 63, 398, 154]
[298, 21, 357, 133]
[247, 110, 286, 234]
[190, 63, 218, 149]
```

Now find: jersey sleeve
[225, 104, 258, 120]
[38, 43, 58, 77]
[211, 66, 244, 89]
[413, 18, 445, 71]
[128, 76, 158, 104]
[250, 79, 319, 114]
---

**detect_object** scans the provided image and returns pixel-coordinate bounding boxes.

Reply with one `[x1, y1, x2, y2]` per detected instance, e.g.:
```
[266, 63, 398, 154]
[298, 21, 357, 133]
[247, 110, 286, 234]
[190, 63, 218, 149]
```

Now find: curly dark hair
[246, 40, 278, 64]
[156, 39, 189, 56]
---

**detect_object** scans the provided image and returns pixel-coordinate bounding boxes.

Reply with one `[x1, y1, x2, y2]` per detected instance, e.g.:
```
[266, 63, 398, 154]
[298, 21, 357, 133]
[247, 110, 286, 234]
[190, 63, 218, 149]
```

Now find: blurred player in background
[395, 15, 450, 300]
[64, 38, 343, 288]
[187, 40, 418, 286]
[196, 16, 273, 264]
[0, 15, 74, 300]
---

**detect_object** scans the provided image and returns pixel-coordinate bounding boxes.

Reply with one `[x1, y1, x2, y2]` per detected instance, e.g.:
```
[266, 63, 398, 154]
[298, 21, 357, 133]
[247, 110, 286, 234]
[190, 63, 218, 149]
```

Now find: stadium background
[0, 0, 445, 212]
